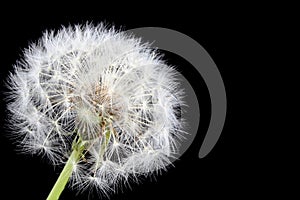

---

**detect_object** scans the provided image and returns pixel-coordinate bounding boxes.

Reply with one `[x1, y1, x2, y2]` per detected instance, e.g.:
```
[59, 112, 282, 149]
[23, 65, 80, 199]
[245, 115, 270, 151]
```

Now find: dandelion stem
[46, 138, 85, 200]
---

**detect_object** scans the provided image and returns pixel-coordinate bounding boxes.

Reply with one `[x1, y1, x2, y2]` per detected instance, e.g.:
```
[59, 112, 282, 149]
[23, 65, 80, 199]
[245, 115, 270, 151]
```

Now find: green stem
[46, 141, 84, 200]
[46, 127, 110, 199]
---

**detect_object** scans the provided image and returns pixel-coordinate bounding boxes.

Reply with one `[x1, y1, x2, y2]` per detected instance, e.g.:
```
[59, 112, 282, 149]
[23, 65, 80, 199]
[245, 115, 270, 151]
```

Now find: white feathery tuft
[6, 23, 185, 196]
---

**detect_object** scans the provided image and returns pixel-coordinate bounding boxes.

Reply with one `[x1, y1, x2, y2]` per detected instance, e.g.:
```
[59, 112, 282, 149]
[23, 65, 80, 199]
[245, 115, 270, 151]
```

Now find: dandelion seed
[6, 23, 185, 199]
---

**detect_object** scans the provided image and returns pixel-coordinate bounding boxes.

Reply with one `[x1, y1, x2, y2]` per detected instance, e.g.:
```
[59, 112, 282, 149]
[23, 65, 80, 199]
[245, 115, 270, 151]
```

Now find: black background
[0, 9, 262, 200]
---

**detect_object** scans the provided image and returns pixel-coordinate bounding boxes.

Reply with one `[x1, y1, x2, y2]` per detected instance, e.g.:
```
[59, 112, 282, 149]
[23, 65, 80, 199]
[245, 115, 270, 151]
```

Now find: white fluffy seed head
[6, 23, 185, 195]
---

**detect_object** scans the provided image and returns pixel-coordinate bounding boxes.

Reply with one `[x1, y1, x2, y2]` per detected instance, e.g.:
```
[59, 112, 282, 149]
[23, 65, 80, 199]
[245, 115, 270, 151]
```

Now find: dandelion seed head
[6, 23, 186, 195]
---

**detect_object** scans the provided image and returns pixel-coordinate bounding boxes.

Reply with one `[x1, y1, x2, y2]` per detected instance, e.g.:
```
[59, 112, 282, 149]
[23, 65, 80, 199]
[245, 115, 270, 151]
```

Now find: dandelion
[6, 23, 185, 199]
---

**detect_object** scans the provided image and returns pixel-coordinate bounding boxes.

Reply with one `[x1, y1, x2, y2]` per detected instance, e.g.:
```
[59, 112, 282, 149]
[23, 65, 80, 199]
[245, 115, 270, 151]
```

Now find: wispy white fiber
[6, 23, 185, 195]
